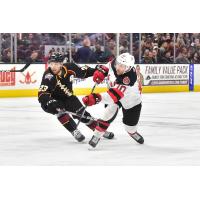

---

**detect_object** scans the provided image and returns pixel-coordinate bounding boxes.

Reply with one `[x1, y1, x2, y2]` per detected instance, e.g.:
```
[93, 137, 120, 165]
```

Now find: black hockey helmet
[49, 52, 64, 63]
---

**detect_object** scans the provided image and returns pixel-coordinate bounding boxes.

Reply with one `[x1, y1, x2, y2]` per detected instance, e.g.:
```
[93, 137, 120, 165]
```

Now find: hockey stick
[75, 82, 98, 129]
[74, 62, 111, 129]
[0, 62, 31, 72]
[58, 110, 97, 121]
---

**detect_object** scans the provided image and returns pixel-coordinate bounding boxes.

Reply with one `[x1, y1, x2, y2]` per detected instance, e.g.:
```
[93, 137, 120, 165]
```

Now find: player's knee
[95, 119, 110, 132]
[57, 114, 71, 125]
[86, 119, 97, 131]
[102, 104, 119, 122]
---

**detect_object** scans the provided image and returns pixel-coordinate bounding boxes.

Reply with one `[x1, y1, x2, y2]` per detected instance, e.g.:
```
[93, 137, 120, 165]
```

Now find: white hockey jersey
[101, 59, 142, 110]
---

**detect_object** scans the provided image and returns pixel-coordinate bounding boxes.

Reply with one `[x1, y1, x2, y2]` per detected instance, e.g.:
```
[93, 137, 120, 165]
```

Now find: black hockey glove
[46, 99, 65, 114]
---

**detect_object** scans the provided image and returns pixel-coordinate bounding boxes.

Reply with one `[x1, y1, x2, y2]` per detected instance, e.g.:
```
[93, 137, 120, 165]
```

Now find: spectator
[152, 47, 158, 63]
[120, 34, 129, 53]
[2, 48, 11, 63]
[133, 44, 139, 63]
[74, 36, 97, 63]
[131, 34, 140, 63]
[43, 50, 53, 63]
[160, 50, 173, 63]
[175, 47, 190, 64]
[190, 51, 200, 64]
[100, 39, 116, 62]
[56, 47, 60, 53]
[176, 33, 185, 48]
[2, 34, 11, 49]
[51, 47, 55, 53]
[62, 49, 69, 62]
[94, 43, 104, 63]
[141, 49, 149, 63]
[142, 49, 154, 64]
[159, 41, 168, 54]
[40, 33, 51, 45]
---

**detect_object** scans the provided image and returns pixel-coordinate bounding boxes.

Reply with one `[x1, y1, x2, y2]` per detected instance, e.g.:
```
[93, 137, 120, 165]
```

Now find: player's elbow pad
[38, 92, 50, 105]
[107, 88, 124, 103]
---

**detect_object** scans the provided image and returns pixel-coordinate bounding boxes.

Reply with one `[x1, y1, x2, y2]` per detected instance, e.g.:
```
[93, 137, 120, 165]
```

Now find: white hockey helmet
[116, 53, 135, 72]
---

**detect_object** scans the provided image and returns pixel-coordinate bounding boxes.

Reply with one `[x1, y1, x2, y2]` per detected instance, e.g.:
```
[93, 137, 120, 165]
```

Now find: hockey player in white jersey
[82, 53, 144, 148]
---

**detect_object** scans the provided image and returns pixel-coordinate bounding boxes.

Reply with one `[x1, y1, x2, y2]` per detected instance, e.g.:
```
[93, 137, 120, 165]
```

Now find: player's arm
[38, 76, 54, 105]
[66, 63, 109, 83]
[65, 63, 95, 78]
[38, 76, 65, 114]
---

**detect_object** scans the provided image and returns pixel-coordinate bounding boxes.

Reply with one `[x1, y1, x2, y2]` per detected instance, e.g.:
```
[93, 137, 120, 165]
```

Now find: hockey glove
[82, 93, 102, 106]
[93, 65, 109, 84]
[46, 99, 65, 114]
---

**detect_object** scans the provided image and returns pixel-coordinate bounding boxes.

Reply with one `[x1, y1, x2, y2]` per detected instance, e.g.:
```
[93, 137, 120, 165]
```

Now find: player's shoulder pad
[44, 72, 54, 81]
[43, 68, 54, 81]
[65, 62, 77, 67]
[62, 63, 77, 77]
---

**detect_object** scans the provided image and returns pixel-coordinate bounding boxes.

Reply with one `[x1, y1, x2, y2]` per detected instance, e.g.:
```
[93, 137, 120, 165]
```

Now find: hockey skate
[128, 132, 144, 144]
[88, 135, 100, 148]
[103, 131, 114, 139]
[72, 130, 85, 142]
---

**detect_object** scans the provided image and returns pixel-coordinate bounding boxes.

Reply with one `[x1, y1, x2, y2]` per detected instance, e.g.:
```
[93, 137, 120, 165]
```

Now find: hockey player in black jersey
[38, 52, 114, 142]
[82, 53, 144, 148]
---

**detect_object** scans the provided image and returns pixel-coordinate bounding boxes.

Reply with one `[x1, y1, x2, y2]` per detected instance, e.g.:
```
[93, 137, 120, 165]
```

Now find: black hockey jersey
[38, 63, 95, 106]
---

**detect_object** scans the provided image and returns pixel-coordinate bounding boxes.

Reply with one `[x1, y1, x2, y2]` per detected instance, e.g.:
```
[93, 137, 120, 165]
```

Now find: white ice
[0, 92, 200, 165]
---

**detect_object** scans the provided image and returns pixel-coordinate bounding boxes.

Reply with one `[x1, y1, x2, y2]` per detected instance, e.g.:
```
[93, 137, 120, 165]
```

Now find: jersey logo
[57, 80, 72, 96]
[45, 73, 53, 80]
[123, 76, 130, 85]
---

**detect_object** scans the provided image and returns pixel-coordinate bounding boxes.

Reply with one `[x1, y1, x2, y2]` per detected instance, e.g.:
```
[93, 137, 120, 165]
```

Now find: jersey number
[39, 85, 48, 92]
[116, 84, 126, 93]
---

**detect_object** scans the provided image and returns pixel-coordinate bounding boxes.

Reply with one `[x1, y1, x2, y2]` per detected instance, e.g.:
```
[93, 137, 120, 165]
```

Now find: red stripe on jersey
[107, 90, 118, 103]
[96, 126, 105, 132]
[112, 88, 124, 98]
[96, 120, 109, 132]
[107, 88, 124, 103]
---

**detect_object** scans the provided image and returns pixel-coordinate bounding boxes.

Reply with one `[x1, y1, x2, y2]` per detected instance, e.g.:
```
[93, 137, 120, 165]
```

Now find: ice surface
[0, 92, 200, 165]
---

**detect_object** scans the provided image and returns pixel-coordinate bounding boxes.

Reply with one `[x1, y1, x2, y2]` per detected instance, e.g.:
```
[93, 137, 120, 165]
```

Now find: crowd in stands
[141, 33, 200, 64]
[1, 33, 200, 64]
[0, 33, 11, 63]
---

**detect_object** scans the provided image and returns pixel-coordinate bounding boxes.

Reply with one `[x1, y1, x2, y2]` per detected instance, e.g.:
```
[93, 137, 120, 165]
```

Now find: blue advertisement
[189, 64, 194, 91]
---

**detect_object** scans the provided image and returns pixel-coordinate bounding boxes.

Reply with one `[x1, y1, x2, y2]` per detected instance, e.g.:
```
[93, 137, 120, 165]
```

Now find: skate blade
[88, 147, 102, 151]
[79, 140, 87, 144]
[73, 140, 87, 144]
[102, 137, 117, 140]
[88, 147, 96, 151]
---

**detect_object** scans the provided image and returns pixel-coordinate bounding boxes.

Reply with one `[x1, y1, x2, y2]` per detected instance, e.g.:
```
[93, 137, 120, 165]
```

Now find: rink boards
[0, 63, 200, 97]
